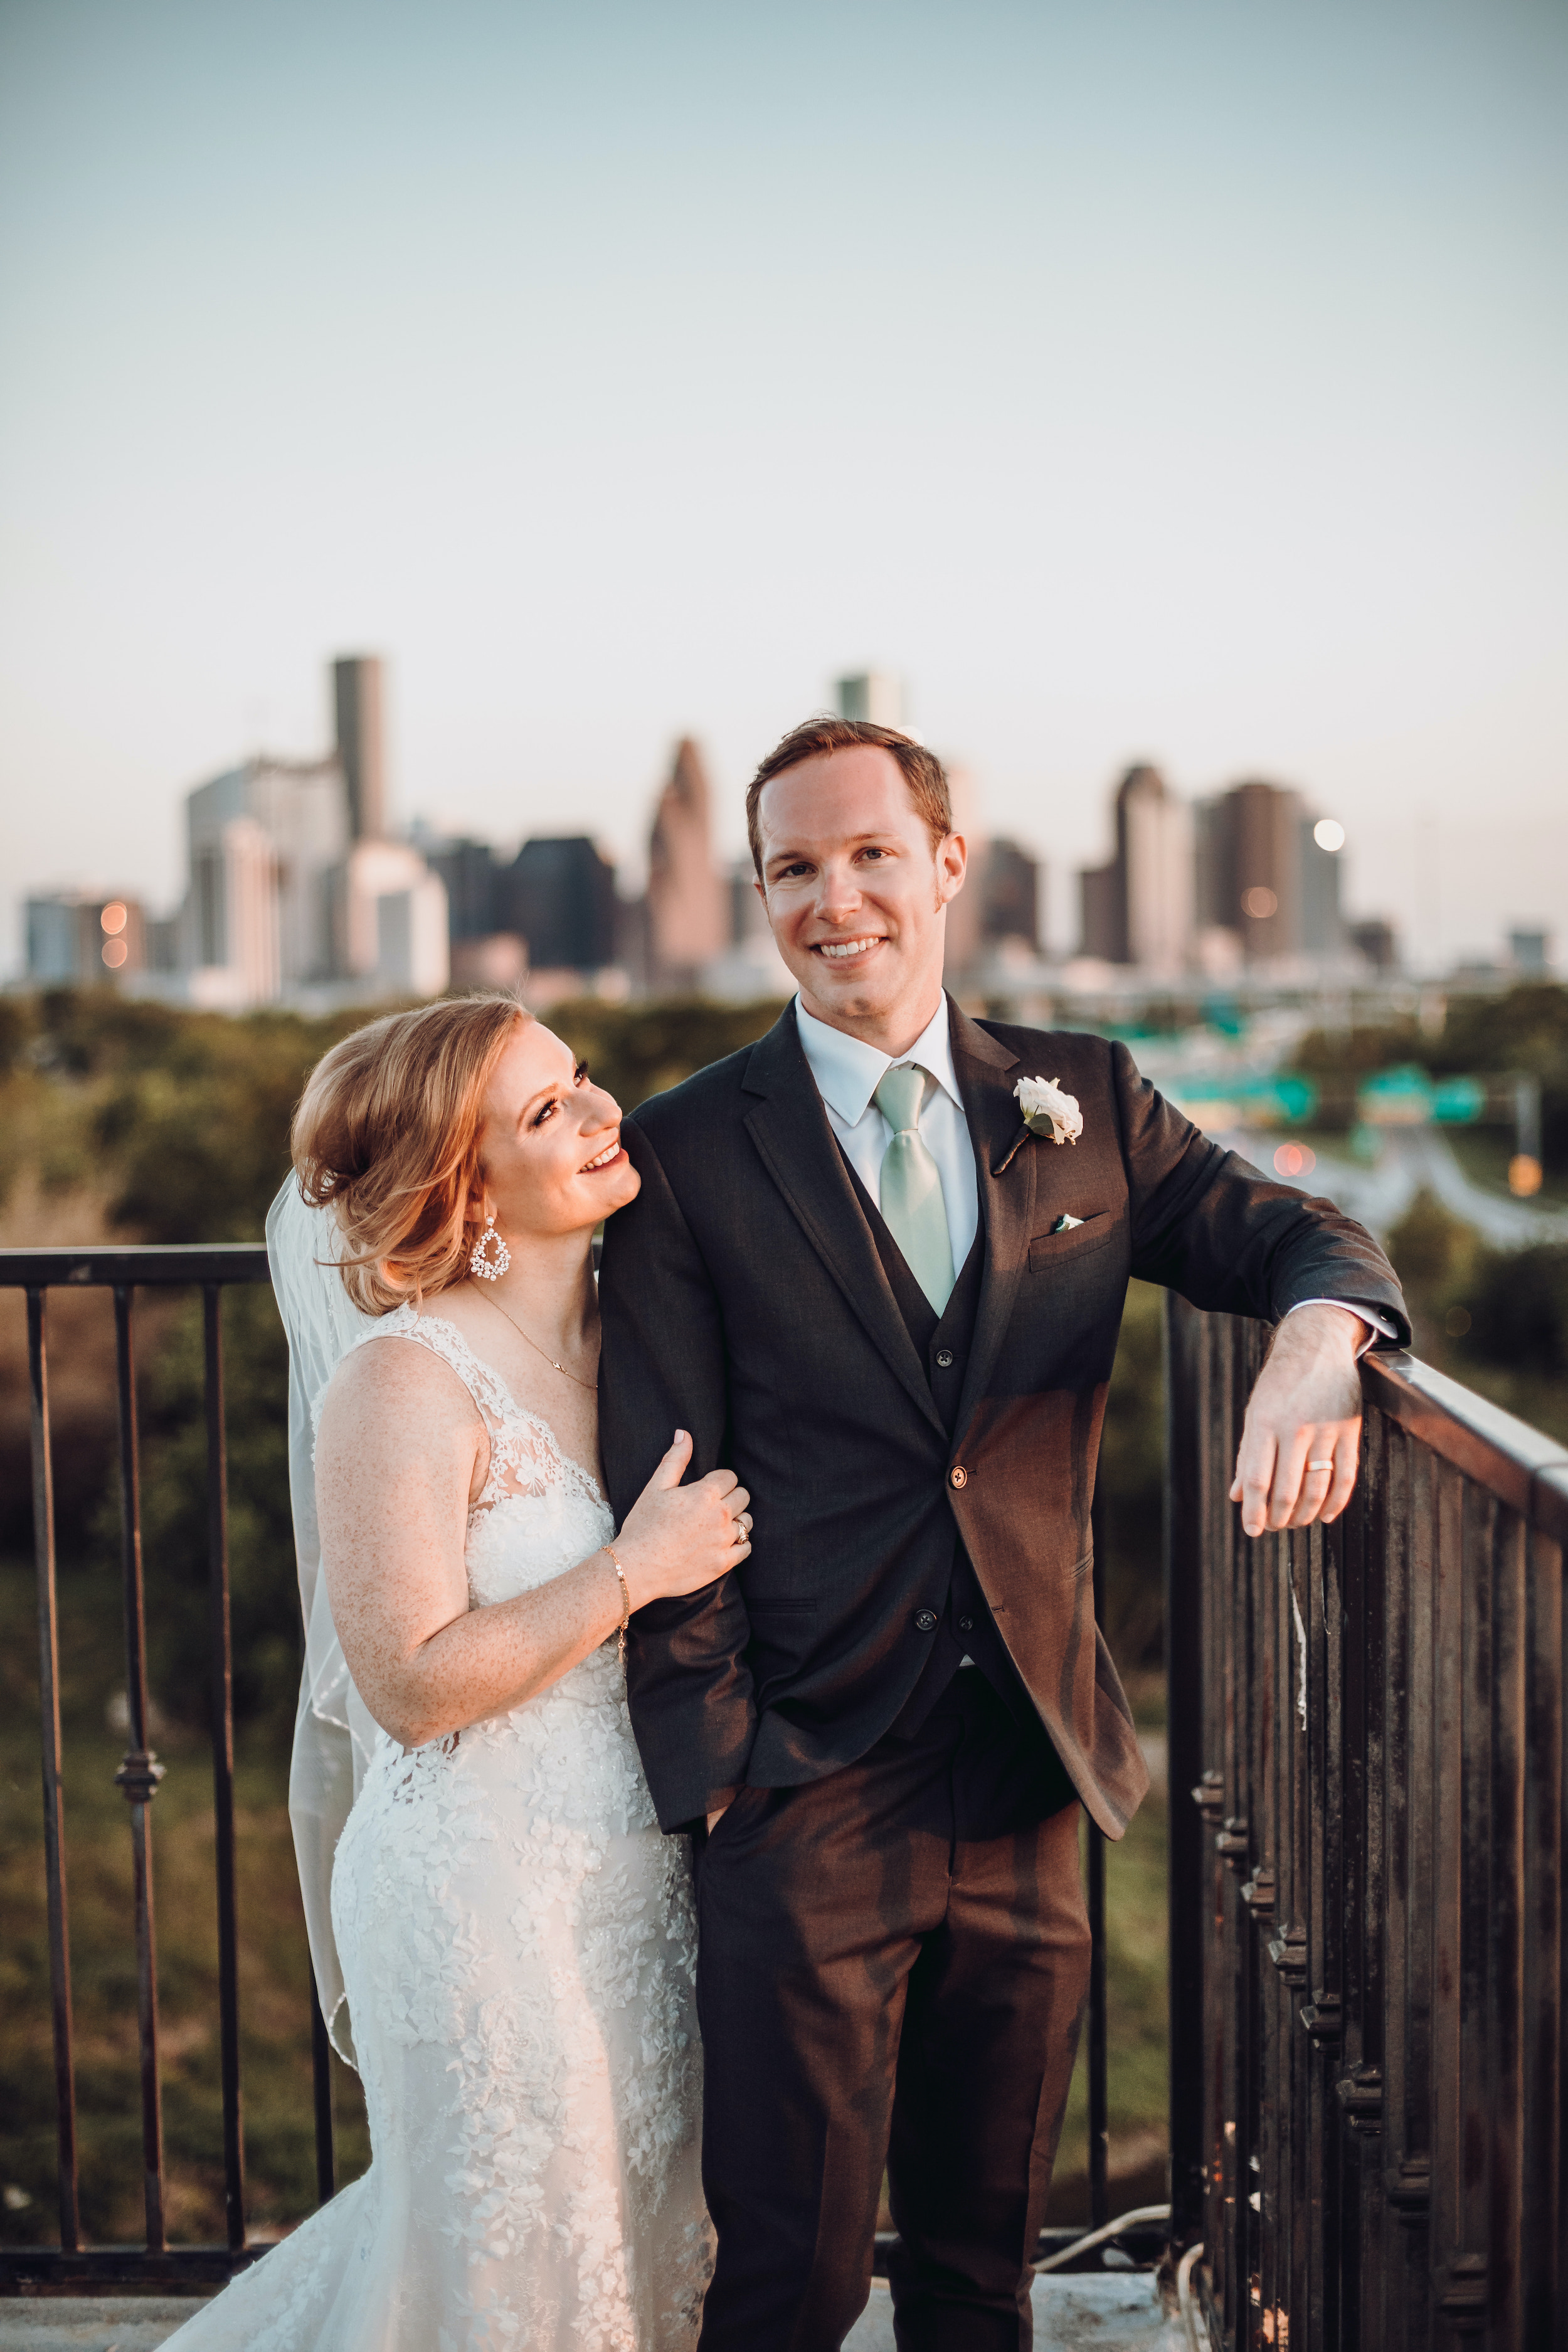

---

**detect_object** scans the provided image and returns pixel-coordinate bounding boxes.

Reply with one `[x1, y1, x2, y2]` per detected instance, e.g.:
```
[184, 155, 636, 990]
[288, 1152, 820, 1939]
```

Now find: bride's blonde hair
[292, 994, 531, 1315]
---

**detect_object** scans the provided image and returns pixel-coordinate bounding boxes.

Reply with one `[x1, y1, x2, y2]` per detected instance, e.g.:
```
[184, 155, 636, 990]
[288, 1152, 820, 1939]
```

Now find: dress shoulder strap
[353, 1303, 512, 1436]
[351, 1306, 603, 1515]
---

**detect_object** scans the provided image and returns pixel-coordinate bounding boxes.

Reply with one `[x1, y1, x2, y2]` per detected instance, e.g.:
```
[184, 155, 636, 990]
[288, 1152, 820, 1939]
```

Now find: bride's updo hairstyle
[292, 993, 529, 1315]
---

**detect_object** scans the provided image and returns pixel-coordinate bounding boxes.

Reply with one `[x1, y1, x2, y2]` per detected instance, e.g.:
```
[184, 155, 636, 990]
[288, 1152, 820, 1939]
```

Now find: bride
[167, 994, 744, 2351]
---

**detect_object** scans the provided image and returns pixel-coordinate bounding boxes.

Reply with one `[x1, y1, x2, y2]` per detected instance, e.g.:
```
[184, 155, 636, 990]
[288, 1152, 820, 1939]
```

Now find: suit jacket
[598, 999, 1409, 1838]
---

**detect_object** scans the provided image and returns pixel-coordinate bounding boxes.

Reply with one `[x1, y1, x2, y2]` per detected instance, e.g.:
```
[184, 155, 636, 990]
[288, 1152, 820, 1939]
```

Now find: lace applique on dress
[354, 1304, 607, 1526]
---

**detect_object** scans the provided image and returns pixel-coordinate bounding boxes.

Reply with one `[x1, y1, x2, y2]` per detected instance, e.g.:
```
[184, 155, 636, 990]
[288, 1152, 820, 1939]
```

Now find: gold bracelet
[605, 1544, 632, 1662]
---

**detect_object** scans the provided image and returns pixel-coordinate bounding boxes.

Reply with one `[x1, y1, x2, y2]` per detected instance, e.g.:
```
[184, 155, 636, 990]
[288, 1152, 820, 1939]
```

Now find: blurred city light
[1313, 820, 1345, 853]
[1273, 1143, 1317, 1179]
[1509, 1153, 1544, 1197]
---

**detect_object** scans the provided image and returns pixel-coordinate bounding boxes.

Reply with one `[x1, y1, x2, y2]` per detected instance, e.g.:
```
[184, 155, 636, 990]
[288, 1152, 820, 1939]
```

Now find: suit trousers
[692, 1670, 1091, 2352]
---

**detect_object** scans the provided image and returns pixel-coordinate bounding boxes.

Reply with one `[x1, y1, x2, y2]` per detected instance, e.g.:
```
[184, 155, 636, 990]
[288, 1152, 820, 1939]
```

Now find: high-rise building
[334, 655, 387, 840]
[174, 655, 448, 1006]
[837, 673, 905, 728]
[1195, 780, 1342, 965]
[185, 755, 348, 1001]
[330, 840, 451, 999]
[646, 738, 728, 990]
[26, 892, 147, 985]
[979, 841, 1042, 952]
[499, 838, 618, 975]
[1078, 765, 1194, 971]
[421, 837, 499, 941]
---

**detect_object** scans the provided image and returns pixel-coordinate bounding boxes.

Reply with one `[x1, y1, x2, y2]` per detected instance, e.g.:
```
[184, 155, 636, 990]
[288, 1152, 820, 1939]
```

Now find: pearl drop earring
[469, 1207, 510, 1281]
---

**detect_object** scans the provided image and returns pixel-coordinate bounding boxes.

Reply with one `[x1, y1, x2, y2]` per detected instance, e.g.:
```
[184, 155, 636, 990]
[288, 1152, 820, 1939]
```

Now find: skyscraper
[185, 755, 347, 1002]
[421, 836, 499, 941]
[1078, 765, 1194, 971]
[979, 841, 1042, 952]
[174, 655, 448, 1005]
[1195, 780, 1342, 965]
[499, 838, 618, 975]
[837, 673, 904, 728]
[646, 738, 728, 989]
[331, 840, 450, 998]
[334, 655, 387, 841]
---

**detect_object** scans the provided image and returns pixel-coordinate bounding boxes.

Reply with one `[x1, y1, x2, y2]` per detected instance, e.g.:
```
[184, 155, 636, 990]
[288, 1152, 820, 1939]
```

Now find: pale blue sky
[3, 0, 1564, 967]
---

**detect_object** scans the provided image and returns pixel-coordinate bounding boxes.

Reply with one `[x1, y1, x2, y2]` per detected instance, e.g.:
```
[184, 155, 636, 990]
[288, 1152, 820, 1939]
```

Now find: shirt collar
[794, 993, 961, 1128]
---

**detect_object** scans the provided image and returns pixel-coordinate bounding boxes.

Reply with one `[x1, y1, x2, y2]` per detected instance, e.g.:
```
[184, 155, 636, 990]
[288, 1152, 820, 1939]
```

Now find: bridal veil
[265, 1173, 381, 2066]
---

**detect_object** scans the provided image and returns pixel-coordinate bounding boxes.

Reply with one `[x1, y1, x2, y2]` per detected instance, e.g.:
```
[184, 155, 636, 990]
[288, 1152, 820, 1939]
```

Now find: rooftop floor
[0, 2277, 1187, 2352]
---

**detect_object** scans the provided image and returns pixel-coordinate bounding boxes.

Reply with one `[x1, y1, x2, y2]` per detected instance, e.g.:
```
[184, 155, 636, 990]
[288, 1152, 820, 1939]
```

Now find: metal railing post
[203, 1285, 246, 2249]
[1163, 1294, 1206, 2246]
[111, 1283, 167, 2254]
[27, 1287, 80, 2253]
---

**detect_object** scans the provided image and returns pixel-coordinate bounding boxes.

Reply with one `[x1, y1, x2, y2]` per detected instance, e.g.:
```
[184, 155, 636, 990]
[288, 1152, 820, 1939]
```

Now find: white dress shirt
[793, 991, 1391, 1354]
[795, 993, 980, 1275]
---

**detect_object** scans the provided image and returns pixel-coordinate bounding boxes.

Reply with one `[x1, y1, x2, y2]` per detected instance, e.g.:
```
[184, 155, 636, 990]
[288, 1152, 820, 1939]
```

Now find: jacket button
[958, 1615, 974, 1633]
[935, 1348, 954, 1369]
[914, 1608, 938, 1633]
[950, 1465, 968, 1490]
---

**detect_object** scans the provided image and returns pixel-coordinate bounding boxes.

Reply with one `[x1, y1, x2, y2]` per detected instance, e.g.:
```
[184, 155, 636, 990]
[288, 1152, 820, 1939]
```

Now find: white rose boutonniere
[1015, 1075, 1084, 1147]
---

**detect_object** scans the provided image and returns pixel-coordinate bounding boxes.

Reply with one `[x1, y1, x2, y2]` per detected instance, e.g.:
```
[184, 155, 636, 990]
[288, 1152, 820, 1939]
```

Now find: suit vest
[835, 1148, 1071, 1793]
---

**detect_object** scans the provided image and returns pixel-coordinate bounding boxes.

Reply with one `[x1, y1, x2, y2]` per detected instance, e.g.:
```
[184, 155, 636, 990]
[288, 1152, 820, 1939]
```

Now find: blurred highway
[1218, 1127, 1568, 1249]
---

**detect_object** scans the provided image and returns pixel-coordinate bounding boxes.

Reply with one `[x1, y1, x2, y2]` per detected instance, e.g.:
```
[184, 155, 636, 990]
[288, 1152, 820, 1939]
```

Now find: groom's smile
[813, 935, 883, 963]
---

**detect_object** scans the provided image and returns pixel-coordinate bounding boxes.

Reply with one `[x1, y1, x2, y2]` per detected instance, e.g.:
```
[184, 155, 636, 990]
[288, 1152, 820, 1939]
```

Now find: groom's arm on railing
[598, 1116, 757, 1835]
[1110, 1041, 1411, 1534]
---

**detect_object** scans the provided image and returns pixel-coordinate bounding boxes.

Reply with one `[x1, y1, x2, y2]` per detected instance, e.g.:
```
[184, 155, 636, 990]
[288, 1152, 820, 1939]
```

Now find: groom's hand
[1229, 1303, 1367, 1537]
[706, 1803, 731, 1833]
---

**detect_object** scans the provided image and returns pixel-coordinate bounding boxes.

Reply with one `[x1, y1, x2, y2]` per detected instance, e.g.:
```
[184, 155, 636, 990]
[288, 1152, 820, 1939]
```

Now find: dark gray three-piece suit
[598, 998, 1406, 2350]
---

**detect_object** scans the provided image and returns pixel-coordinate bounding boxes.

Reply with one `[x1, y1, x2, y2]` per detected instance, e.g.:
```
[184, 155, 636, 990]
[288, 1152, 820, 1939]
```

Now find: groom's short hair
[745, 718, 953, 879]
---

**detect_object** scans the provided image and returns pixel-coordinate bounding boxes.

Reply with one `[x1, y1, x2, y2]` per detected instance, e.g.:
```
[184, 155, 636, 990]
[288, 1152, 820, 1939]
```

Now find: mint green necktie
[874, 1064, 955, 1314]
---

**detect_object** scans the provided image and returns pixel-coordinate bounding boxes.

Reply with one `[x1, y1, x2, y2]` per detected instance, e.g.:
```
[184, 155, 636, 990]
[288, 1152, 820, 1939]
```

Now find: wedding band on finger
[1306, 1458, 1334, 1473]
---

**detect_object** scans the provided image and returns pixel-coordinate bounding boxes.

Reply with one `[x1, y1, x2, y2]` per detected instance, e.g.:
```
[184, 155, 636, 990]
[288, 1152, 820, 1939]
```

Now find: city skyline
[45, 648, 1532, 1009]
[16, 644, 1553, 992]
[3, 1, 1564, 971]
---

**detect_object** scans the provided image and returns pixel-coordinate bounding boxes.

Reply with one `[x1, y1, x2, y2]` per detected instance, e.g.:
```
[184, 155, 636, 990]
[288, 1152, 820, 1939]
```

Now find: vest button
[958, 1615, 974, 1633]
[935, 1348, 955, 1369]
[914, 1608, 938, 1633]
[950, 1465, 968, 1490]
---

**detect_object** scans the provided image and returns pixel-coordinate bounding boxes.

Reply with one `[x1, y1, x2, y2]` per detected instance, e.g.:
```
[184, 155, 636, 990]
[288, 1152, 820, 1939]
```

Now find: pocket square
[1053, 1214, 1084, 1232]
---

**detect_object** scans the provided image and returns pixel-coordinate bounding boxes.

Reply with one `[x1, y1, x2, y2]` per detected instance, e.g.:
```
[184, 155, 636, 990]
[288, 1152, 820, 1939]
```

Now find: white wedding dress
[167, 1308, 712, 2352]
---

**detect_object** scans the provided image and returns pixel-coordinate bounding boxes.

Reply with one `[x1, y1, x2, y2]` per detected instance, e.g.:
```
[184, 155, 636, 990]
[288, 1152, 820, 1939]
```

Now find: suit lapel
[949, 1005, 1030, 1443]
[742, 1009, 946, 1435]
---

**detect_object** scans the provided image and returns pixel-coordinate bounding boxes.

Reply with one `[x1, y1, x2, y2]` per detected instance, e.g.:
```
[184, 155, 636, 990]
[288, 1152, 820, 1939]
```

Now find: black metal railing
[0, 1244, 340, 2293]
[2, 1239, 1153, 2291]
[1166, 1299, 1567, 2348]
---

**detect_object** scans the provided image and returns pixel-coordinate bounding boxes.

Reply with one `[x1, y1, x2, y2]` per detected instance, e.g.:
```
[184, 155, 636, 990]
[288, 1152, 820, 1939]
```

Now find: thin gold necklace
[479, 1289, 598, 1392]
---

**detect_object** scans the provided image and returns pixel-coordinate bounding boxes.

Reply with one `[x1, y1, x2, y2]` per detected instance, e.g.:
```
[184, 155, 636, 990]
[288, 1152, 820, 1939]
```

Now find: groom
[598, 718, 1406, 2349]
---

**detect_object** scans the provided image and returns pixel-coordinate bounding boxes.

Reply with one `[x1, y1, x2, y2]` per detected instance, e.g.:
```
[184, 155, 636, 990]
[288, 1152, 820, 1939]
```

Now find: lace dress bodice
[165, 1308, 711, 2352]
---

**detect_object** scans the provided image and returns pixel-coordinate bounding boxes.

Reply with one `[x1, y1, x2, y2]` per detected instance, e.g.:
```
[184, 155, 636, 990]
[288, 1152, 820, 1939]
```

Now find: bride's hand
[613, 1430, 752, 1609]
